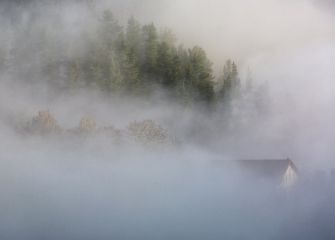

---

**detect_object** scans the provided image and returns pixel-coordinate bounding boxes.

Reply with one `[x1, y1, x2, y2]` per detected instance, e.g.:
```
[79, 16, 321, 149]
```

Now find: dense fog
[0, 0, 335, 239]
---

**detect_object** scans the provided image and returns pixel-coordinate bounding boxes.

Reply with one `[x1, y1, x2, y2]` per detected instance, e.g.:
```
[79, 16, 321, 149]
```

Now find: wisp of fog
[0, 0, 335, 239]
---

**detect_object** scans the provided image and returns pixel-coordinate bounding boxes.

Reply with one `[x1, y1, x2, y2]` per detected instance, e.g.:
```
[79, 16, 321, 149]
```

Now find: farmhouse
[236, 159, 298, 188]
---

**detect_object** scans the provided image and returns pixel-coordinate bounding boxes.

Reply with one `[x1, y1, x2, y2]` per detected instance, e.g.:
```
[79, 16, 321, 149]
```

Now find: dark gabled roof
[236, 159, 298, 179]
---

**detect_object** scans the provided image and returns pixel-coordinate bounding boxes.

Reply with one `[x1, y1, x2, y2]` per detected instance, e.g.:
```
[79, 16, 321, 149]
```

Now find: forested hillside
[1, 4, 245, 107]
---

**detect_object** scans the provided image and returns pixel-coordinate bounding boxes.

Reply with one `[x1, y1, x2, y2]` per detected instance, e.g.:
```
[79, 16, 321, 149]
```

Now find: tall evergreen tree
[187, 46, 215, 102]
[175, 45, 191, 104]
[107, 51, 124, 93]
[126, 16, 141, 59]
[157, 41, 174, 87]
[99, 10, 122, 50]
[218, 59, 240, 102]
[116, 32, 140, 94]
[142, 23, 159, 79]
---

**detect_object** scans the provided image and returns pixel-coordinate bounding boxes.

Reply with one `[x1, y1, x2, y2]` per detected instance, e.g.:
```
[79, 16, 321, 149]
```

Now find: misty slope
[1, 1, 214, 103]
[0, 0, 269, 151]
[0, 0, 335, 239]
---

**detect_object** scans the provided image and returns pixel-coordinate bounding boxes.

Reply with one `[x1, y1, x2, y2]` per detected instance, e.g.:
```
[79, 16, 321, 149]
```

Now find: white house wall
[281, 165, 298, 189]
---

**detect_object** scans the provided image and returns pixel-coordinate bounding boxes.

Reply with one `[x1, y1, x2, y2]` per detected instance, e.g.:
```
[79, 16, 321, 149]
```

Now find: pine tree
[126, 16, 141, 59]
[160, 28, 176, 46]
[157, 41, 173, 87]
[187, 46, 215, 102]
[142, 23, 159, 80]
[107, 50, 124, 93]
[99, 10, 122, 50]
[218, 59, 240, 102]
[175, 45, 191, 104]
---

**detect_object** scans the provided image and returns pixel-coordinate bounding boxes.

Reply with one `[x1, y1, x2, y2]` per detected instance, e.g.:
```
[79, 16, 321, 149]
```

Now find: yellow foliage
[127, 120, 168, 144]
[29, 110, 62, 135]
[78, 117, 97, 134]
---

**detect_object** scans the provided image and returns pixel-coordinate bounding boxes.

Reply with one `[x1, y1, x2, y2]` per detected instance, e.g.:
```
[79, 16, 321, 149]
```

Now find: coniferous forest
[0, 1, 272, 147]
[1, 1, 335, 240]
[3, 6, 245, 108]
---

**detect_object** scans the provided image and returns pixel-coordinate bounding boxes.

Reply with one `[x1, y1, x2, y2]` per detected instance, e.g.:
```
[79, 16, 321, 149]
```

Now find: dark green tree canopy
[3, 8, 250, 108]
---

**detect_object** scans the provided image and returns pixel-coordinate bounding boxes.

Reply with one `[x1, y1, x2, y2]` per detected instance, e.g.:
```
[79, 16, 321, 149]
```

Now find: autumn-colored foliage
[26, 111, 62, 135]
[78, 117, 97, 134]
[127, 120, 168, 145]
[19, 111, 170, 146]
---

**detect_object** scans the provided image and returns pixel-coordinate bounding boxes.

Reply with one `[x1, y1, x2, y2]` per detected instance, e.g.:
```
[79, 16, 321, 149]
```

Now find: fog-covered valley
[0, 0, 335, 239]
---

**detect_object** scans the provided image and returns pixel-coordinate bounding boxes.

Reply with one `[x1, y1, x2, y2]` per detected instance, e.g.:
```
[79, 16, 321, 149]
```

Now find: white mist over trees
[0, 0, 260, 109]
[0, 0, 335, 240]
[0, 0, 333, 163]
